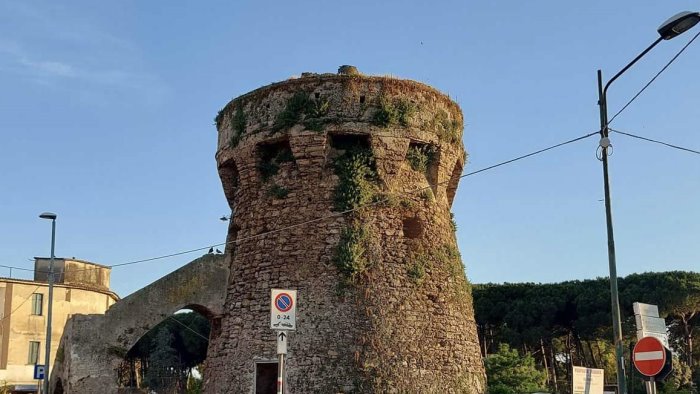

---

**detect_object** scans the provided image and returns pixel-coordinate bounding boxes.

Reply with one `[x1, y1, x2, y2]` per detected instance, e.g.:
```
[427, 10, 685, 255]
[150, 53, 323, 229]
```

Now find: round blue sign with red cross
[274, 293, 293, 312]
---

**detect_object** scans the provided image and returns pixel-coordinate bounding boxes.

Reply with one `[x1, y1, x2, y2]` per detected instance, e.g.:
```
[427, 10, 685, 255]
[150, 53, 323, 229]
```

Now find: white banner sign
[572, 366, 604, 394]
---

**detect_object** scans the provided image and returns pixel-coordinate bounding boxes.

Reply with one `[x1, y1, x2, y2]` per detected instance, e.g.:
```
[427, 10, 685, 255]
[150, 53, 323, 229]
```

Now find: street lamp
[39, 212, 57, 394]
[597, 11, 700, 394]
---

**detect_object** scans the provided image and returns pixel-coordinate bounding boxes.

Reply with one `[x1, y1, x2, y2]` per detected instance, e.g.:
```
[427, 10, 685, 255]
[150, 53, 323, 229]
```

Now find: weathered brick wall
[206, 70, 485, 393]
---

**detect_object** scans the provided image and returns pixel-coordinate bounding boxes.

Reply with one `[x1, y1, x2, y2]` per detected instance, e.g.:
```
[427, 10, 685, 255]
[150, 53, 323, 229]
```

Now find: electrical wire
[610, 128, 700, 156]
[107, 130, 599, 269]
[7, 130, 598, 275]
[167, 314, 209, 342]
[0, 131, 599, 339]
[0, 285, 43, 324]
[608, 30, 700, 125]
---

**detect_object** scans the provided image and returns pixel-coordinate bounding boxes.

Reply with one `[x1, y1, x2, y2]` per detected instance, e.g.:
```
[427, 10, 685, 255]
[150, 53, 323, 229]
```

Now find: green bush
[258, 144, 294, 182]
[485, 343, 547, 394]
[273, 91, 310, 132]
[273, 91, 330, 133]
[371, 96, 415, 127]
[433, 109, 461, 144]
[332, 147, 378, 211]
[406, 144, 436, 173]
[407, 257, 427, 284]
[333, 222, 369, 279]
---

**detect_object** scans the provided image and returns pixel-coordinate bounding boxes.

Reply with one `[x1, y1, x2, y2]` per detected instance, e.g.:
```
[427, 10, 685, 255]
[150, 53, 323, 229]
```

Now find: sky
[1, 0, 698, 297]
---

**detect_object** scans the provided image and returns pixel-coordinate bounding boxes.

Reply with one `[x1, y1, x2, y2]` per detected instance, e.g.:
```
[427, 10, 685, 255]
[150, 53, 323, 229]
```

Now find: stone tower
[206, 67, 485, 393]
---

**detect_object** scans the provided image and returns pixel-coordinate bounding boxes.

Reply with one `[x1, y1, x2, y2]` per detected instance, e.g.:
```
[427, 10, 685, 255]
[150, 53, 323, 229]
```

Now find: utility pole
[597, 70, 627, 394]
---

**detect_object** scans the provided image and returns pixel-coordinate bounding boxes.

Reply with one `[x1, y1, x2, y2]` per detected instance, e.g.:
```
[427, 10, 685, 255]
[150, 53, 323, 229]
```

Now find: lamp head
[658, 11, 700, 40]
[39, 212, 57, 220]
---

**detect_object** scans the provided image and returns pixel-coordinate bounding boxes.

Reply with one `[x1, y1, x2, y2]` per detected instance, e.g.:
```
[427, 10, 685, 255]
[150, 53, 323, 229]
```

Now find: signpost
[632, 302, 671, 394]
[633, 336, 672, 394]
[271, 289, 296, 394]
[572, 366, 604, 394]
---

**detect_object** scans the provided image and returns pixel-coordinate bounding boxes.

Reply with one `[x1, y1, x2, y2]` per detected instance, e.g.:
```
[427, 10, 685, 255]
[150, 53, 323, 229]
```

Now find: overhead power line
[7, 130, 598, 276]
[610, 128, 700, 156]
[608, 30, 700, 125]
[106, 130, 599, 269]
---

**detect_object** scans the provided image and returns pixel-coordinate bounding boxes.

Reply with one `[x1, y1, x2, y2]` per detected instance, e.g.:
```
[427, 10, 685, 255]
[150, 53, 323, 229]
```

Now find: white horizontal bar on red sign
[635, 351, 664, 361]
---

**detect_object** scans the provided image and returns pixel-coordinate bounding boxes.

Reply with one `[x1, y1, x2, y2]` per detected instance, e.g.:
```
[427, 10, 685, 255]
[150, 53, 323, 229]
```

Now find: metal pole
[277, 353, 285, 394]
[43, 218, 56, 394]
[598, 70, 627, 394]
[645, 378, 656, 394]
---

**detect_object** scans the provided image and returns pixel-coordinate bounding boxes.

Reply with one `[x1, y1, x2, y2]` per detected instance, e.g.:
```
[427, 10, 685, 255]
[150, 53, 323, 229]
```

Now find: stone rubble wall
[50, 254, 227, 393]
[207, 72, 485, 393]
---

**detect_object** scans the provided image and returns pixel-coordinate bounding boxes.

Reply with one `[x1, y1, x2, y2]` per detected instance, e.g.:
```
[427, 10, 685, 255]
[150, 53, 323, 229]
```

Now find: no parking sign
[270, 289, 297, 331]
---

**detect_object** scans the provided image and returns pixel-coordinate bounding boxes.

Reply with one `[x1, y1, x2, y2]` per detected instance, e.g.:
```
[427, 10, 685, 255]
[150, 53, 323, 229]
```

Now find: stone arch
[52, 255, 228, 394]
[119, 305, 213, 391]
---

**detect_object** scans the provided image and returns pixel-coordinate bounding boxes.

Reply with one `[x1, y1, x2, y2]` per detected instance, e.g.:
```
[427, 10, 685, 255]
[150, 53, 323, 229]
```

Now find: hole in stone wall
[329, 133, 370, 150]
[359, 95, 366, 104]
[257, 139, 294, 182]
[446, 160, 463, 206]
[218, 159, 239, 210]
[314, 92, 320, 99]
[327, 133, 371, 162]
[402, 217, 424, 239]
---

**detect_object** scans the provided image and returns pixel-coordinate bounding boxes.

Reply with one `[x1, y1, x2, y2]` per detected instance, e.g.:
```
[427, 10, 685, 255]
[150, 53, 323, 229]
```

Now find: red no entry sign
[633, 336, 667, 377]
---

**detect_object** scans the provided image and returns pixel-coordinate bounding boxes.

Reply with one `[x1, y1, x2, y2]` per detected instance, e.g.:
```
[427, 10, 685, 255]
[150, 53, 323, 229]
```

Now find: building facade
[0, 258, 118, 392]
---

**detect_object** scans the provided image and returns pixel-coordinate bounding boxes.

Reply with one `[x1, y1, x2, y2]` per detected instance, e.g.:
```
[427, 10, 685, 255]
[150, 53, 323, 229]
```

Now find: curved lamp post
[597, 11, 700, 394]
[39, 212, 57, 394]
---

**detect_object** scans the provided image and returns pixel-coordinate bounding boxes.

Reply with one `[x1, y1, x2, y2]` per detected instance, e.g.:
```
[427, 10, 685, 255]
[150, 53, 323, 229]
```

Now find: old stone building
[206, 67, 485, 393]
[0, 258, 118, 392]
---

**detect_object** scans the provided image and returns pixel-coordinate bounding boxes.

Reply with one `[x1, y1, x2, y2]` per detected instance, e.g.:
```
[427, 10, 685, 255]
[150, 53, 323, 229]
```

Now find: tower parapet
[207, 67, 485, 393]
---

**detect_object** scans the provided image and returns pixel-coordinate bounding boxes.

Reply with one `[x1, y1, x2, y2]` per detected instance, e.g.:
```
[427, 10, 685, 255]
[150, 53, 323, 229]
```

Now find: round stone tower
[206, 67, 485, 393]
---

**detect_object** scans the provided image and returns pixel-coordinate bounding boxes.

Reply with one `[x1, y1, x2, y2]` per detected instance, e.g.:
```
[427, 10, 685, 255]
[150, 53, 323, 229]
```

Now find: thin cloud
[0, 3, 168, 103]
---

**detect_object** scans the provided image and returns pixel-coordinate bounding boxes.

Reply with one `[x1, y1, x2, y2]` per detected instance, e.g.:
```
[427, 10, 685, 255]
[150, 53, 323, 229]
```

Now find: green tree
[144, 327, 180, 391]
[127, 311, 210, 392]
[657, 357, 693, 393]
[485, 343, 547, 394]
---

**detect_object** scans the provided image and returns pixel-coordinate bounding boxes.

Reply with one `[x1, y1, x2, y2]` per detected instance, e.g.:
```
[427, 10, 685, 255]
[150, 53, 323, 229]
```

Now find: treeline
[473, 271, 700, 393]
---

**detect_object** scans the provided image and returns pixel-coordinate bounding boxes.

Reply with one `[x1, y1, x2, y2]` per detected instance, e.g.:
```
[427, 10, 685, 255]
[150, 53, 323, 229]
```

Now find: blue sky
[1, 0, 698, 297]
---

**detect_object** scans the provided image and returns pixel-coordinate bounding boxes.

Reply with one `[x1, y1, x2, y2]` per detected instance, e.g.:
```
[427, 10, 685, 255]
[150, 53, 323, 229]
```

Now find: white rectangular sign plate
[633, 302, 659, 317]
[635, 315, 666, 334]
[637, 329, 669, 347]
[277, 331, 288, 355]
[572, 366, 604, 394]
[270, 289, 297, 331]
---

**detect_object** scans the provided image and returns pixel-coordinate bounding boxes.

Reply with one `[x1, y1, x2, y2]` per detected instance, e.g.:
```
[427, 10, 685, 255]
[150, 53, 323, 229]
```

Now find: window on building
[31, 293, 43, 316]
[28, 341, 40, 364]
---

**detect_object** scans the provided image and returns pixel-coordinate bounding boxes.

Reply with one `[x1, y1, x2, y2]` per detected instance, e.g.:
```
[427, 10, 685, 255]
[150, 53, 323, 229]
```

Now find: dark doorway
[255, 361, 279, 394]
